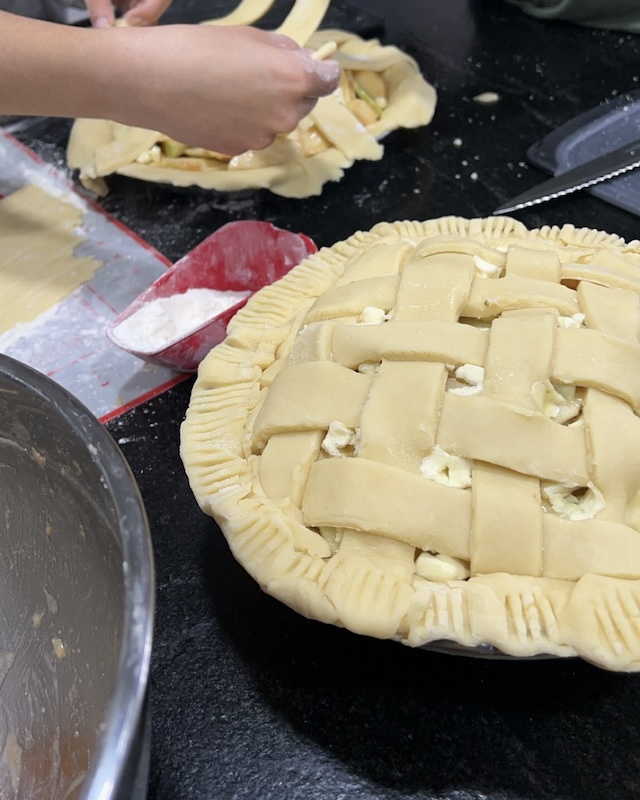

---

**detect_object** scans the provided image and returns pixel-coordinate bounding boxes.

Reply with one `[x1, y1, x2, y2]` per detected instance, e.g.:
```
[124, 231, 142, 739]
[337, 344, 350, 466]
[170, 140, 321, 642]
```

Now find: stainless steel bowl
[0, 354, 154, 800]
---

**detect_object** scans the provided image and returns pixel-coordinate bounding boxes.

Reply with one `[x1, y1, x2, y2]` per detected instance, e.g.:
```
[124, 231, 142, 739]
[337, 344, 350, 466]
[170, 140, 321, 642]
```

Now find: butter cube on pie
[180, 216, 640, 671]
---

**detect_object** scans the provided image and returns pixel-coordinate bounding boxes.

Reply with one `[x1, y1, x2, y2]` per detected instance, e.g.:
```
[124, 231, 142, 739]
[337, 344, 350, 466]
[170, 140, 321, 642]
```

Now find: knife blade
[493, 139, 640, 215]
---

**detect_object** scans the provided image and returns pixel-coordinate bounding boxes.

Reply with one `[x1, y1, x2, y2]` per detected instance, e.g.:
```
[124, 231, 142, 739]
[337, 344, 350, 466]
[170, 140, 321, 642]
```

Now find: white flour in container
[111, 287, 250, 352]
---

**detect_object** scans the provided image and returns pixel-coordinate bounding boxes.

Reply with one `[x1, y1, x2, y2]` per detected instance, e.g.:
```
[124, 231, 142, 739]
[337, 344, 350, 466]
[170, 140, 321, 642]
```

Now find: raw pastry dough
[202, 0, 330, 42]
[181, 216, 640, 672]
[273, 0, 331, 44]
[67, 28, 436, 198]
[0, 185, 99, 334]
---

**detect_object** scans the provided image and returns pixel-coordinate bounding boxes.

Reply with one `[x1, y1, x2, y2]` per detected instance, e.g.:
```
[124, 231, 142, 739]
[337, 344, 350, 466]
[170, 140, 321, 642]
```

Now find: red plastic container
[107, 221, 317, 372]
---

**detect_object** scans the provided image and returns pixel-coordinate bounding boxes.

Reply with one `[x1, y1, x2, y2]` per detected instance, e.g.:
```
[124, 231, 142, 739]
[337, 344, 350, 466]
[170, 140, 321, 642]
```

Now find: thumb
[85, 0, 116, 28]
[123, 0, 172, 26]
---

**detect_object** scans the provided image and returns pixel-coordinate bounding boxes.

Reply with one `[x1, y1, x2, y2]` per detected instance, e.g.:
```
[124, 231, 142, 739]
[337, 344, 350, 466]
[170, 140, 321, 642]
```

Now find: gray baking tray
[527, 89, 640, 217]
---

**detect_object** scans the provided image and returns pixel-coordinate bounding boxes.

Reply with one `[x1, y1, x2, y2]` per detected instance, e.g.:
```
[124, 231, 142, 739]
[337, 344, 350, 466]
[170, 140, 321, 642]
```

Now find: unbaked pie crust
[66, 28, 436, 198]
[180, 216, 640, 671]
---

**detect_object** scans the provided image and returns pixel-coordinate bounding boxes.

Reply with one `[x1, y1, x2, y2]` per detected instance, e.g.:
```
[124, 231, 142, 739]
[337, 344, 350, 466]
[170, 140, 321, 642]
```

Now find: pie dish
[66, 28, 436, 198]
[180, 215, 640, 672]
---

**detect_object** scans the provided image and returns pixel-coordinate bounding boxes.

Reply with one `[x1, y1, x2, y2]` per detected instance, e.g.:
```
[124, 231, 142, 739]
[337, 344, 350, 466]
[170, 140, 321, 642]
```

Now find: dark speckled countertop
[7, 1, 640, 797]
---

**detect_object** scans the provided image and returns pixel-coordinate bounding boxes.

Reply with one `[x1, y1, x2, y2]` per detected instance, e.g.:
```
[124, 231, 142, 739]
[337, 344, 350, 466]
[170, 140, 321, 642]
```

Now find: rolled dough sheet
[0, 184, 100, 333]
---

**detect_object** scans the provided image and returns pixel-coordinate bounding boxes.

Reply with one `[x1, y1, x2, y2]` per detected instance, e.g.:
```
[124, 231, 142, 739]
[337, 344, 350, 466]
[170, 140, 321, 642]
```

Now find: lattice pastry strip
[333, 239, 415, 286]
[553, 328, 640, 412]
[464, 274, 580, 319]
[331, 320, 489, 371]
[258, 430, 324, 506]
[583, 389, 640, 526]
[504, 245, 562, 282]
[562, 260, 640, 293]
[302, 457, 472, 558]
[576, 281, 640, 339]
[181, 216, 640, 671]
[357, 361, 446, 471]
[482, 310, 556, 408]
[303, 275, 400, 323]
[471, 464, 543, 577]
[392, 254, 476, 322]
[252, 361, 372, 450]
[542, 516, 640, 581]
[436, 393, 589, 483]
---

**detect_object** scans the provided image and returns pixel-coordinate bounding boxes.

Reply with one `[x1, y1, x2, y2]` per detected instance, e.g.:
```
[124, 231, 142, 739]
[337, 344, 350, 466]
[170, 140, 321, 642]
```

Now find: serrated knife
[493, 139, 640, 215]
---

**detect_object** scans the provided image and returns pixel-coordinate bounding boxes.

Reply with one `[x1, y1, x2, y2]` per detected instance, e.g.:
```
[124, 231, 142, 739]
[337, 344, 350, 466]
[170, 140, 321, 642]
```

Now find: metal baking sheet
[0, 129, 185, 423]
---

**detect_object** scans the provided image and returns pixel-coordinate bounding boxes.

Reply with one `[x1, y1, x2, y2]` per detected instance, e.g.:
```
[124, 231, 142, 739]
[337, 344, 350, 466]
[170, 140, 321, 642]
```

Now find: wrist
[64, 27, 147, 123]
[73, 26, 174, 132]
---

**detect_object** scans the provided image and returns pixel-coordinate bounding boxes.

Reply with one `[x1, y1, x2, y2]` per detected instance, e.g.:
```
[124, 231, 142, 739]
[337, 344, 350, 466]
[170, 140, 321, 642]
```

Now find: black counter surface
[7, 1, 640, 797]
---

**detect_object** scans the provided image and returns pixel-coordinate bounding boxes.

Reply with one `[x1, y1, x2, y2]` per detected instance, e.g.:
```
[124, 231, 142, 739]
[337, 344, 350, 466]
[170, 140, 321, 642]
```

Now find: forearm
[0, 12, 127, 120]
[0, 14, 340, 153]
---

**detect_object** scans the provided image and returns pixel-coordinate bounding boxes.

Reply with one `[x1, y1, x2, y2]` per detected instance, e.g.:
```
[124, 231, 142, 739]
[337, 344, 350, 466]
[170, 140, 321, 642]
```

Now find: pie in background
[66, 29, 436, 198]
[180, 215, 640, 671]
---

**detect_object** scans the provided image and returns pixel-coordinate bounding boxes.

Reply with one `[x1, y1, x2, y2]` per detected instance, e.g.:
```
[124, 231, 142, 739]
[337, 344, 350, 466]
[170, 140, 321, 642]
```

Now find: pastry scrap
[181, 215, 640, 672]
[66, 27, 436, 198]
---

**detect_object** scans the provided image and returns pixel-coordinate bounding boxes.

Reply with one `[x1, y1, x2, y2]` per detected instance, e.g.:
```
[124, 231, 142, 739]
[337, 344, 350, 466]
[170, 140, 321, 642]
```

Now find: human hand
[85, 0, 172, 28]
[95, 24, 341, 154]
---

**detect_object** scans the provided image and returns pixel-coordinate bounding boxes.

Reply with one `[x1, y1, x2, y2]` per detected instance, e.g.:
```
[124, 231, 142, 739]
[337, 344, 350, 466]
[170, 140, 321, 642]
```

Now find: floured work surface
[0, 130, 182, 422]
[181, 215, 640, 672]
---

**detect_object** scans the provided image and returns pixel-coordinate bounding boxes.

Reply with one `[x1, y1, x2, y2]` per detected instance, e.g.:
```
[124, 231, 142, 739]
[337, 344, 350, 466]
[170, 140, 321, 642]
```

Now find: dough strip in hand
[311, 41, 338, 60]
[275, 0, 331, 45]
[203, 0, 331, 45]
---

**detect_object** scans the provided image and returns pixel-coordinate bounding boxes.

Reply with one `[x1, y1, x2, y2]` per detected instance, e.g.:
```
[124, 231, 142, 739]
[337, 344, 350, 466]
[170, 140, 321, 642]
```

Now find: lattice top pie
[180, 216, 640, 671]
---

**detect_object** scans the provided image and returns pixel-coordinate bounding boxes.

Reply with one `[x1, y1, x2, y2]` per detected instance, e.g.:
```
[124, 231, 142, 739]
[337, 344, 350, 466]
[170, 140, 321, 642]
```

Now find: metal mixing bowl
[0, 354, 154, 800]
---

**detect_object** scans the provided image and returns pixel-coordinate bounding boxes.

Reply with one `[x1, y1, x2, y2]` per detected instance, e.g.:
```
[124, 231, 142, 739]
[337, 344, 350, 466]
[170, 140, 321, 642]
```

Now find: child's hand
[85, 0, 173, 28]
[99, 24, 341, 155]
